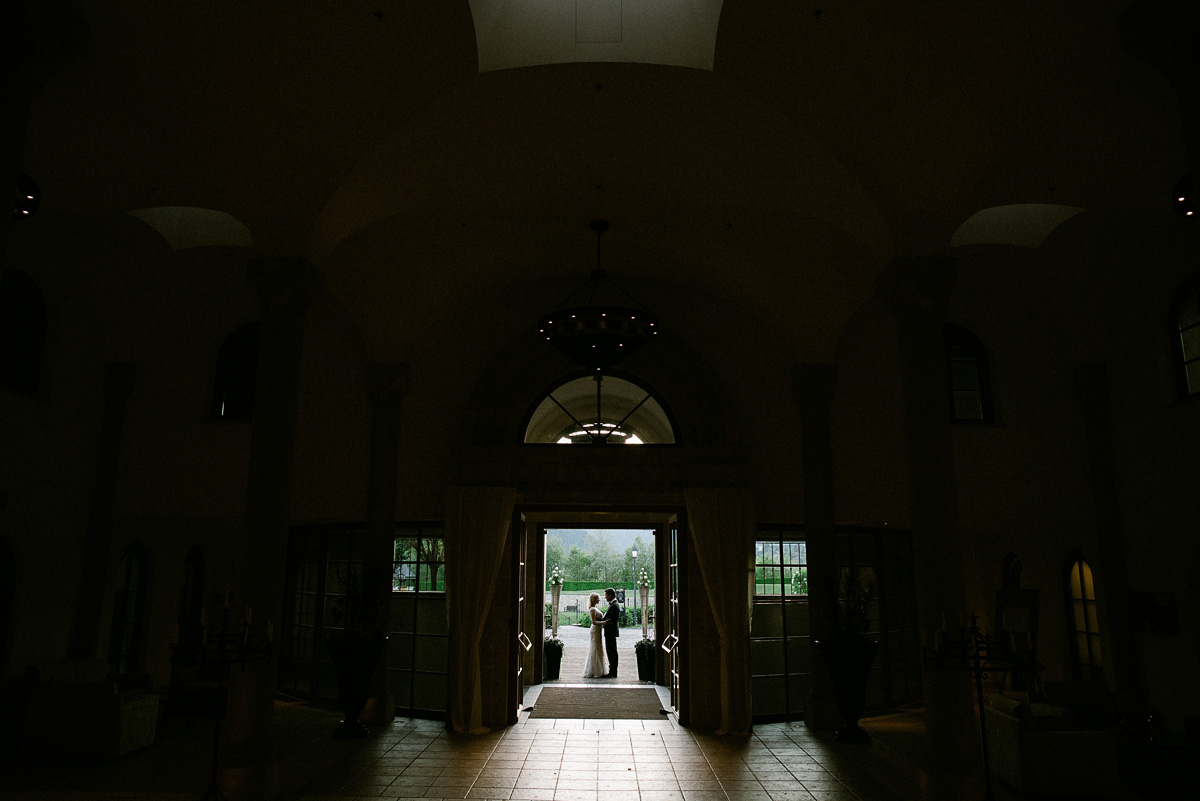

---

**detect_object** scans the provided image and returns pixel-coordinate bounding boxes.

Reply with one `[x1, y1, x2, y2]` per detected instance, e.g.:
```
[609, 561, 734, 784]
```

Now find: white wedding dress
[583, 605, 608, 678]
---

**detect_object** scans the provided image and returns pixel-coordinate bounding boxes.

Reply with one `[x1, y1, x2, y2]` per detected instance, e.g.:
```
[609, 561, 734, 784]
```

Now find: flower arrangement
[548, 565, 564, 586]
[544, 634, 564, 655]
[836, 566, 876, 636]
[636, 568, 651, 588]
[634, 636, 655, 656]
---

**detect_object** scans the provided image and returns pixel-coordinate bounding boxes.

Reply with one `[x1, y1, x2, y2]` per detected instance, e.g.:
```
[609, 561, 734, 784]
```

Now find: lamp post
[631, 549, 638, 628]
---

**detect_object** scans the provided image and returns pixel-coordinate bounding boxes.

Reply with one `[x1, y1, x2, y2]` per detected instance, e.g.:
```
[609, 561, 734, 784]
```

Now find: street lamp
[631, 549, 638, 626]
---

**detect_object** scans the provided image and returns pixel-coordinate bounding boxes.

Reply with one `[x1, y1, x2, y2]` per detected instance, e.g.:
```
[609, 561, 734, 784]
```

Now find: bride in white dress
[583, 592, 608, 678]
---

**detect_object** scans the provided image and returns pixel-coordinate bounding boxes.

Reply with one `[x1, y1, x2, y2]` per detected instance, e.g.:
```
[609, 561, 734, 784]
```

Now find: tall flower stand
[924, 612, 1036, 801]
[173, 606, 273, 801]
[640, 584, 649, 639]
[550, 583, 561, 636]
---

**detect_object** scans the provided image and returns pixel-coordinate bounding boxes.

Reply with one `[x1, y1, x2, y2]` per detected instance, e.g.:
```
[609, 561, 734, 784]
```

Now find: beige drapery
[444, 485, 517, 734]
[684, 487, 755, 735]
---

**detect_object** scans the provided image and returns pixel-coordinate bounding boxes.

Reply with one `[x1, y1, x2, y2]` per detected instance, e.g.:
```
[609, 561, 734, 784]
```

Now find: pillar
[221, 257, 316, 800]
[359, 362, 408, 725]
[70, 362, 135, 661]
[1074, 364, 1141, 700]
[793, 363, 840, 730]
[877, 257, 978, 774]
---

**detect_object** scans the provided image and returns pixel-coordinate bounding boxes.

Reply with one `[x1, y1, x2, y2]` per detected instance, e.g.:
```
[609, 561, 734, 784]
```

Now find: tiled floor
[293, 713, 909, 801]
[2, 695, 1193, 801]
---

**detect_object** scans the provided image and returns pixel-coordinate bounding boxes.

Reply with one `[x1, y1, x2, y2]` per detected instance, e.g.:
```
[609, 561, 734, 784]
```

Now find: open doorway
[513, 512, 685, 722]
[543, 526, 655, 685]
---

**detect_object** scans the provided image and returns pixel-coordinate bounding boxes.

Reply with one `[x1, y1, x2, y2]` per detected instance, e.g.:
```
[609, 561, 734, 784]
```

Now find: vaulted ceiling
[19, 1, 1190, 360]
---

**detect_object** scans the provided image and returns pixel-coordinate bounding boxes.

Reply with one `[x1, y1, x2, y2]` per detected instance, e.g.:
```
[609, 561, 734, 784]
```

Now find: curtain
[684, 487, 755, 735]
[444, 485, 517, 734]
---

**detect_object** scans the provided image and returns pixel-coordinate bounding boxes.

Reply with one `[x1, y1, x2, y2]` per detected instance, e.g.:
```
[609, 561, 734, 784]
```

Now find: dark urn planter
[636, 645, 655, 681]
[544, 646, 562, 680]
[326, 633, 387, 738]
[817, 636, 878, 743]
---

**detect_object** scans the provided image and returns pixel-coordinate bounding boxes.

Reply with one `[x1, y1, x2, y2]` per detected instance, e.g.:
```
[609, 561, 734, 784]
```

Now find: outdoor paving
[548, 620, 649, 684]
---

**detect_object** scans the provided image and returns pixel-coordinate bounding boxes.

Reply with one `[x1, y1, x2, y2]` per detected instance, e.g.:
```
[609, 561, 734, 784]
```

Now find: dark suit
[602, 597, 621, 676]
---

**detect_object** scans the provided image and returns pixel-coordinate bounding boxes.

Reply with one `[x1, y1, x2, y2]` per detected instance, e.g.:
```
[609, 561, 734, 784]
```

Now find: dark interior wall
[289, 294, 371, 522]
[831, 295, 910, 526]
[944, 214, 1200, 728]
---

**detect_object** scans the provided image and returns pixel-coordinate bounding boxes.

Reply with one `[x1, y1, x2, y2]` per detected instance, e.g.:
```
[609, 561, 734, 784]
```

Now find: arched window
[210, 322, 260, 420]
[523, 373, 677, 444]
[175, 547, 205, 667]
[1173, 272, 1200, 397]
[107, 543, 149, 674]
[1002, 552, 1023, 590]
[1065, 551, 1102, 681]
[0, 269, 48, 395]
[944, 324, 994, 423]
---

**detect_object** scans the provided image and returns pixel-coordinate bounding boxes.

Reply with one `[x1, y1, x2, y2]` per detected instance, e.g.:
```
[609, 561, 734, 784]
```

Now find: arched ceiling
[20, 0, 1190, 361]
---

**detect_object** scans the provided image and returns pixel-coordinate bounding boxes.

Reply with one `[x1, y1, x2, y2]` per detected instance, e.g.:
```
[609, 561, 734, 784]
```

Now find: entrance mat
[529, 687, 664, 719]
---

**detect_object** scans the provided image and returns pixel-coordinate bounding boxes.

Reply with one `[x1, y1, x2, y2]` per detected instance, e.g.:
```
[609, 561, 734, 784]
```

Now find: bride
[583, 592, 608, 678]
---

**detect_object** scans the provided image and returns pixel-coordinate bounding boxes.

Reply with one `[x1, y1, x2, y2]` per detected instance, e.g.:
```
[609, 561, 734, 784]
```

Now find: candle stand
[923, 612, 1036, 801]
[171, 606, 274, 801]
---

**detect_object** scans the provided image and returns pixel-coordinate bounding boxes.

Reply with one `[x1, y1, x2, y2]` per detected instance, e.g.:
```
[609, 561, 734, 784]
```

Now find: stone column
[70, 362, 135, 661]
[877, 257, 977, 774]
[793, 363, 840, 730]
[1074, 364, 1141, 699]
[359, 362, 407, 725]
[221, 258, 316, 800]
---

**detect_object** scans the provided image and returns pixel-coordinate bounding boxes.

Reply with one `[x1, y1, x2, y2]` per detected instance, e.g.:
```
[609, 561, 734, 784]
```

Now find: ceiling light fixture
[538, 219, 659, 372]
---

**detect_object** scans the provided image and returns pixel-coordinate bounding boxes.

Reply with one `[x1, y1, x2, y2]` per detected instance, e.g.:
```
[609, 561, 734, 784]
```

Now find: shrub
[544, 635, 564, 655]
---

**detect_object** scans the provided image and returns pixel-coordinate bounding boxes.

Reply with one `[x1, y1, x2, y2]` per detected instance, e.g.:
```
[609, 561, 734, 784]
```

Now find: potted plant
[635, 636, 656, 682]
[543, 634, 564, 680]
[326, 559, 388, 738]
[816, 565, 878, 743]
[637, 568, 652, 639]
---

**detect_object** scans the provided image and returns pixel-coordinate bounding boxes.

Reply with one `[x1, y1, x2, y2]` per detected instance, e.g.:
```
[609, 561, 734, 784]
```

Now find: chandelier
[538, 220, 659, 372]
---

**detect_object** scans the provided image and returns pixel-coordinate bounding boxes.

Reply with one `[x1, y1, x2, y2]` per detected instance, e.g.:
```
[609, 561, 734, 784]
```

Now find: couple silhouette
[583, 588, 621, 678]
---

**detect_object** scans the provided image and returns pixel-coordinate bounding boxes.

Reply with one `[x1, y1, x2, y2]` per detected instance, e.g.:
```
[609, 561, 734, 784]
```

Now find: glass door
[666, 514, 682, 715]
[512, 514, 529, 721]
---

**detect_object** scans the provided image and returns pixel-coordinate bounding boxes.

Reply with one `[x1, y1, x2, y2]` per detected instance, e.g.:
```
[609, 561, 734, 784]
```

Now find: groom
[602, 588, 621, 678]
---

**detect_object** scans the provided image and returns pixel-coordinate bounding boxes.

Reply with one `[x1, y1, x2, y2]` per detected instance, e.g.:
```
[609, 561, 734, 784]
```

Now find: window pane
[752, 603, 784, 637]
[1085, 601, 1099, 632]
[1073, 600, 1086, 631]
[954, 391, 984, 420]
[1070, 564, 1083, 598]
[785, 566, 808, 596]
[1179, 287, 1200, 331]
[750, 640, 785, 675]
[1080, 562, 1095, 599]
[756, 566, 781, 595]
[951, 358, 981, 391]
[1186, 360, 1200, 395]
[1181, 327, 1200, 361]
[785, 638, 812, 672]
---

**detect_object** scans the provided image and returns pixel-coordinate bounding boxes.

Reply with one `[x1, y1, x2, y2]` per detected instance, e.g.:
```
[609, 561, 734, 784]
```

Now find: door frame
[508, 504, 686, 715]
